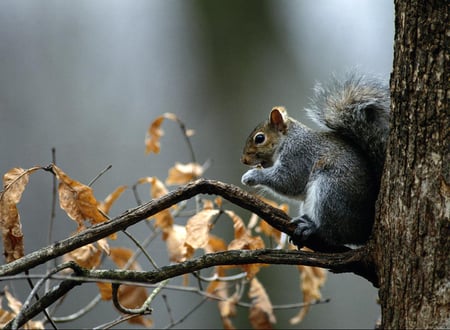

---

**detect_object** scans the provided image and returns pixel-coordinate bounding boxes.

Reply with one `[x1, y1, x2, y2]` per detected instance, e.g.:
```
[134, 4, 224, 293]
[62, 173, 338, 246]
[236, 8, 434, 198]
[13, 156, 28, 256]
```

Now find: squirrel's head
[241, 107, 289, 168]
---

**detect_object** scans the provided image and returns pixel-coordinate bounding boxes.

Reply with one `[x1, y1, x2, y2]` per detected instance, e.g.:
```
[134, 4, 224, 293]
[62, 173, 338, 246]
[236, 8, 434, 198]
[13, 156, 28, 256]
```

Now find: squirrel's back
[306, 72, 390, 178]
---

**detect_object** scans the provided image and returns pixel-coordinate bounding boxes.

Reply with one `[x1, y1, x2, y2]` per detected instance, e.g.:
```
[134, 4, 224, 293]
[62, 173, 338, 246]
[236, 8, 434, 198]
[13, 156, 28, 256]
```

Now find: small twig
[194, 271, 247, 282]
[161, 294, 174, 325]
[131, 181, 143, 205]
[47, 148, 57, 250]
[123, 228, 161, 270]
[23, 273, 57, 329]
[50, 294, 101, 323]
[171, 115, 197, 164]
[111, 279, 169, 315]
[45, 148, 58, 296]
[164, 295, 209, 329]
[87, 164, 112, 187]
[269, 298, 331, 310]
[122, 229, 159, 270]
[93, 313, 143, 330]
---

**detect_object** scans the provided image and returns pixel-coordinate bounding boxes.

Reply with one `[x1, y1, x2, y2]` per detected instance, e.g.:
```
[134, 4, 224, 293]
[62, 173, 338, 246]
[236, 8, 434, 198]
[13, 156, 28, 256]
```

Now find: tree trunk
[373, 0, 449, 328]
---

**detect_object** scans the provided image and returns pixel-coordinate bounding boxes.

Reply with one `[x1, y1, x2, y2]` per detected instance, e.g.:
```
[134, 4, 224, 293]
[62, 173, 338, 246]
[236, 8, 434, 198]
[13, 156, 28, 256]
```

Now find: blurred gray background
[0, 0, 393, 328]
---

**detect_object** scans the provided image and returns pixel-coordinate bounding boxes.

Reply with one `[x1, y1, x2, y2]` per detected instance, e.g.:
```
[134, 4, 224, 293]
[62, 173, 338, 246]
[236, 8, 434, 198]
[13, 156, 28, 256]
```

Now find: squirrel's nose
[241, 155, 250, 165]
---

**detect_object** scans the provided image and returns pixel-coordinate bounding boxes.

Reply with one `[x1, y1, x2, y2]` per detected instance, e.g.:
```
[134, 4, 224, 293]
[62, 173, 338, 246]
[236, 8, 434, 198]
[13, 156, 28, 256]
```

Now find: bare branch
[0, 179, 292, 277]
[0, 178, 378, 328]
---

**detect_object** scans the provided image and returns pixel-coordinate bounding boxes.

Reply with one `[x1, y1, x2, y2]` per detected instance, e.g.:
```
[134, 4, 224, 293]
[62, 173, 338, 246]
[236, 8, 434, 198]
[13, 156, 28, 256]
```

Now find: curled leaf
[63, 243, 102, 269]
[226, 210, 265, 278]
[164, 224, 187, 262]
[53, 165, 106, 228]
[98, 185, 127, 215]
[109, 247, 140, 270]
[145, 115, 165, 154]
[145, 112, 192, 155]
[150, 177, 169, 199]
[166, 162, 203, 185]
[0, 167, 38, 263]
[248, 277, 276, 328]
[216, 282, 239, 330]
[185, 209, 219, 257]
[150, 177, 174, 230]
[0, 287, 44, 329]
[135, 177, 174, 229]
[290, 262, 327, 324]
[251, 197, 289, 246]
[106, 248, 152, 327]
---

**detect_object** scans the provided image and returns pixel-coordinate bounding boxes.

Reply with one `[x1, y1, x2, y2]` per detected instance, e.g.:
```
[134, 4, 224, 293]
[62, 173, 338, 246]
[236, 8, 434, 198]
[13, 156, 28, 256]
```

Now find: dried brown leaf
[0, 204, 23, 263]
[97, 238, 110, 255]
[150, 176, 168, 199]
[53, 165, 106, 228]
[145, 115, 165, 154]
[96, 282, 113, 300]
[214, 196, 223, 208]
[226, 210, 265, 251]
[162, 112, 178, 121]
[226, 210, 247, 240]
[1, 167, 36, 203]
[63, 243, 102, 269]
[257, 220, 282, 244]
[98, 185, 127, 215]
[0, 167, 38, 263]
[0, 308, 14, 327]
[135, 177, 174, 230]
[153, 208, 174, 231]
[145, 112, 186, 155]
[116, 285, 153, 327]
[204, 234, 227, 254]
[109, 247, 140, 270]
[202, 199, 215, 210]
[248, 278, 276, 328]
[136, 176, 152, 185]
[250, 197, 288, 245]
[209, 278, 238, 330]
[149, 177, 174, 230]
[226, 210, 265, 279]
[4, 287, 22, 314]
[107, 247, 152, 327]
[290, 263, 327, 325]
[185, 209, 219, 254]
[0, 287, 44, 329]
[164, 224, 187, 262]
[166, 162, 203, 185]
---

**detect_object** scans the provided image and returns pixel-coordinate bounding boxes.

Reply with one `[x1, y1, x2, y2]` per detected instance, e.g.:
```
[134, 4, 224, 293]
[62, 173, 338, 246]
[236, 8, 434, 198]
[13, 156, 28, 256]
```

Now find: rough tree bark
[372, 0, 449, 328]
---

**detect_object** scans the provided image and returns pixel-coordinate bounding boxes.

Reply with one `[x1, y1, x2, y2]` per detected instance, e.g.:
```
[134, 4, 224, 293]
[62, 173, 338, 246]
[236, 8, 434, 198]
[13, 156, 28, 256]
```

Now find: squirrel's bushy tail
[306, 71, 390, 177]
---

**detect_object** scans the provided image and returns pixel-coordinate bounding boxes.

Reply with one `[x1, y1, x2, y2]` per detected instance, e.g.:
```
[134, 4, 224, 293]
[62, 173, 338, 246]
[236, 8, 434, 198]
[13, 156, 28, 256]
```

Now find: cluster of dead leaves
[0, 112, 328, 329]
[0, 287, 44, 329]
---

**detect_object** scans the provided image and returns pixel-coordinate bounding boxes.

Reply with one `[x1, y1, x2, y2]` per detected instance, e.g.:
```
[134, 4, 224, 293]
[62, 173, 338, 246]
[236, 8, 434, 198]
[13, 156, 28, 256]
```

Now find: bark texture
[373, 0, 449, 328]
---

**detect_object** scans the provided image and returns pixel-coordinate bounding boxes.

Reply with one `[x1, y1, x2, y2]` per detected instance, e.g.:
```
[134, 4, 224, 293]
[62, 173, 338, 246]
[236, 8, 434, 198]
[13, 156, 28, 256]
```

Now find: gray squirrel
[241, 72, 390, 252]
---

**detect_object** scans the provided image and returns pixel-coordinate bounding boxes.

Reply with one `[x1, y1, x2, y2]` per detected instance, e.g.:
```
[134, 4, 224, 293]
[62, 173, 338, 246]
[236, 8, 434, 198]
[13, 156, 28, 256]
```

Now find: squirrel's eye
[254, 133, 265, 144]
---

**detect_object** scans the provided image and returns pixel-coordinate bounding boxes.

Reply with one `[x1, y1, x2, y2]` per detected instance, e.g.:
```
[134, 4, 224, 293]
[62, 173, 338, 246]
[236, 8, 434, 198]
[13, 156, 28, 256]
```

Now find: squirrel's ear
[270, 107, 288, 133]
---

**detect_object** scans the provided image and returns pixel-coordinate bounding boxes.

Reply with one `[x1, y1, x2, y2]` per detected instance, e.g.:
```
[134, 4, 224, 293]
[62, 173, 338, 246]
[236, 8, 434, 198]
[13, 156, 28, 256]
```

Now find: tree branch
[0, 178, 377, 288]
[0, 179, 291, 276]
[5, 247, 376, 329]
[77, 248, 377, 286]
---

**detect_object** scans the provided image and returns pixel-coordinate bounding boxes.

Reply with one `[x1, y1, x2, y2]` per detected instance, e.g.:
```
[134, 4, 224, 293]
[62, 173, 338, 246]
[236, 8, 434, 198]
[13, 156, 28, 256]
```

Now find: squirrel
[241, 72, 390, 252]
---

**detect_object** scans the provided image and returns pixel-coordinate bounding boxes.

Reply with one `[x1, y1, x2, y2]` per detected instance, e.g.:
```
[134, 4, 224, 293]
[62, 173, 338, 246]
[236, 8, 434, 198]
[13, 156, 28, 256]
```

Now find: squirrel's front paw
[289, 215, 317, 247]
[241, 169, 260, 186]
